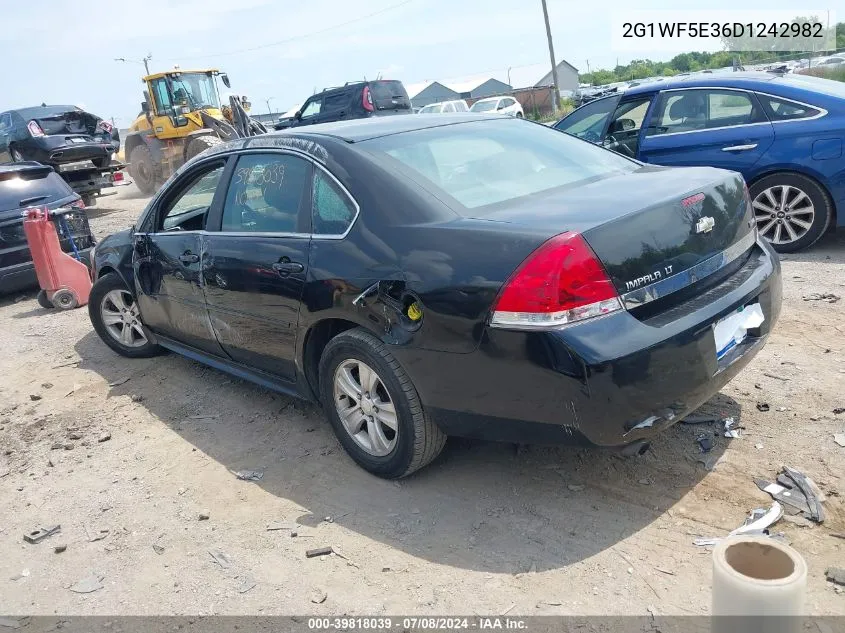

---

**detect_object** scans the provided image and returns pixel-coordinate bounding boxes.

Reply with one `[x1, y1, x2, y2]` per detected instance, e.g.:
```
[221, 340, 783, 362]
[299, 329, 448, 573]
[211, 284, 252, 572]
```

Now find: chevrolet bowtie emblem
[695, 216, 716, 234]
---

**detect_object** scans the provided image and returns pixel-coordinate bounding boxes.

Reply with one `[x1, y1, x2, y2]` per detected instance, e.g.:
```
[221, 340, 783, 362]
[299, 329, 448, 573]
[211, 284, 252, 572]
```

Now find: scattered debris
[69, 573, 104, 594]
[697, 434, 713, 453]
[51, 360, 80, 369]
[757, 467, 824, 523]
[829, 533, 845, 541]
[306, 546, 334, 558]
[0, 617, 26, 629]
[41, 382, 53, 389]
[236, 575, 257, 594]
[696, 454, 719, 471]
[29, 394, 42, 401]
[834, 434, 845, 448]
[655, 567, 675, 576]
[695, 502, 783, 546]
[98, 432, 111, 443]
[232, 469, 263, 482]
[54, 544, 67, 554]
[23, 525, 61, 544]
[208, 549, 232, 569]
[762, 373, 789, 381]
[638, 478, 651, 485]
[756, 403, 770, 412]
[199, 510, 210, 521]
[10, 569, 30, 581]
[567, 484, 585, 492]
[834, 408, 845, 415]
[723, 417, 741, 439]
[681, 415, 718, 425]
[130, 394, 144, 403]
[84, 525, 110, 542]
[64, 384, 80, 398]
[152, 543, 165, 555]
[782, 515, 814, 528]
[826, 568, 845, 586]
[536, 600, 563, 607]
[803, 293, 840, 303]
[267, 521, 297, 532]
[67, 431, 83, 440]
[108, 378, 130, 387]
[310, 588, 328, 604]
[188, 414, 219, 420]
[501, 604, 516, 616]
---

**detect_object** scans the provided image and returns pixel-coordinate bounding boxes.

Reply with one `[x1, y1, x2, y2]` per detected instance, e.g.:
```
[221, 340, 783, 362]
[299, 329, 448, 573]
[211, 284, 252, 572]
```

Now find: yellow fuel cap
[407, 302, 422, 321]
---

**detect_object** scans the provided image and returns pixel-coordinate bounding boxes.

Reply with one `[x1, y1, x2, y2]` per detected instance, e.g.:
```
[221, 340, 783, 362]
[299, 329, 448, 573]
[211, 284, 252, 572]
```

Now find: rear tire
[51, 289, 78, 310]
[89, 273, 162, 358]
[516, 112, 524, 118]
[749, 172, 831, 253]
[10, 146, 24, 162]
[129, 145, 159, 196]
[36, 290, 53, 309]
[318, 328, 446, 478]
[184, 135, 223, 162]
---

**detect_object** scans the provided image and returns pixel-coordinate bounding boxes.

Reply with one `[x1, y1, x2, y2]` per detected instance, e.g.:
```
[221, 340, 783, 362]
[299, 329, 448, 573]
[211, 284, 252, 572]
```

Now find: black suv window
[323, 93, 349, 113]
[222, 153, 311, 233]
[369, 80, 411, 110]
[0, 168, 74, 211]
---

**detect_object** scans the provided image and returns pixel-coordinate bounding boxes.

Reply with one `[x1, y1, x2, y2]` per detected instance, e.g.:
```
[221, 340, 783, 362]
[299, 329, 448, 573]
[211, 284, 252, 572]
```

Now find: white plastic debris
[694, 502, 783, 546]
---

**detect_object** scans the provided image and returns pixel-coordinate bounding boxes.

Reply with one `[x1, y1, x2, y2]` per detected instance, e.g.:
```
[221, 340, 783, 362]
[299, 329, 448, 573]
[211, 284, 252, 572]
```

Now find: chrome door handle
[722, 144, 758, 152]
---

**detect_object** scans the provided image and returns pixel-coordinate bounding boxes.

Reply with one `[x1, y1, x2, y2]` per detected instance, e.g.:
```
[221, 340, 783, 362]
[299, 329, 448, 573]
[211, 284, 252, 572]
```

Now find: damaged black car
[0, 105, 119, 168]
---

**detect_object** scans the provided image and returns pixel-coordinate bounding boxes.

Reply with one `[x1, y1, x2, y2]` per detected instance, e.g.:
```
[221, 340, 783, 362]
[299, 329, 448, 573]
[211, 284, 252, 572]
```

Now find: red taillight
[490, 232, 621, 329]
[27, 120, 45, 137]
[112, 171, 124, 182]
[362, 85, 374, 112]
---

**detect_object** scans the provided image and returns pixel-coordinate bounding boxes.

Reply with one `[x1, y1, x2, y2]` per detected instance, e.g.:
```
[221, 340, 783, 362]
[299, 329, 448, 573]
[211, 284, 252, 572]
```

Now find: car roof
[274, 113, 498, 142]
[622, 72, 781, 95]
[472, 96, 502, 103]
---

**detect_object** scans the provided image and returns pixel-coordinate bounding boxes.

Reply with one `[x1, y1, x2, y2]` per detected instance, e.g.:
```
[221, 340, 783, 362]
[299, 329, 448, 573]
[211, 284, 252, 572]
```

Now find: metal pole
[143, 54, 152, 75]
[540, 0, 560, 114]
[507, 66, 512, 87]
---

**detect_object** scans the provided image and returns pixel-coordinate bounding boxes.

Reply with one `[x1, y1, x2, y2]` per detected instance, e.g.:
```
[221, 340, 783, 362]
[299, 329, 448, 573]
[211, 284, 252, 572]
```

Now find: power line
[168, 0, 413, 61]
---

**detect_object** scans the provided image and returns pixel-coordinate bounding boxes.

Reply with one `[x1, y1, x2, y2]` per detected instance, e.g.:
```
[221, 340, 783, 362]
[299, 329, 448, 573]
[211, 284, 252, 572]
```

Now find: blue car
[555, 72, 845, 252]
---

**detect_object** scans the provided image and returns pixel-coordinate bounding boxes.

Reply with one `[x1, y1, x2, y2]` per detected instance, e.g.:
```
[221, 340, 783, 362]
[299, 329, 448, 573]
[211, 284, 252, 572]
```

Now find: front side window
[160, 164, 225, 232]
[150, 78, 173, 116]
[443, 103, 456, 113]
[759, 95, 821, 121]
[221, 154, 310, 233]
[604, 97, 652, 157]
[363, 118, 636, 211]
[300, 99, 322, 119]
[312, 170, 356, 235]
[554, 95, 621, 142]
[454, 101, 468, 112]
[0, 113, 11, 133]
[647, 89, 764, 136]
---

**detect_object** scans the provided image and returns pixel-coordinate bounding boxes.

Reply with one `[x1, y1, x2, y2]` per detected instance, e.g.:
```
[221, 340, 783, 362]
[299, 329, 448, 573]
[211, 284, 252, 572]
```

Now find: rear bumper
[397, 238, 781, 447]
[30, 140, 114, 166]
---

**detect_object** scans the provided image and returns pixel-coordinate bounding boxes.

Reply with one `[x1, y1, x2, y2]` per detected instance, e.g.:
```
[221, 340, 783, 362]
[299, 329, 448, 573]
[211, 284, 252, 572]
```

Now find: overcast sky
[0, 0, 825, 125]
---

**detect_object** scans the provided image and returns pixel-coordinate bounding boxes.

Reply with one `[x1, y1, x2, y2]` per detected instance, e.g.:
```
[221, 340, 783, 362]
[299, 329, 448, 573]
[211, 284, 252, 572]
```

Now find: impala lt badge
[695, 216, 716, 234]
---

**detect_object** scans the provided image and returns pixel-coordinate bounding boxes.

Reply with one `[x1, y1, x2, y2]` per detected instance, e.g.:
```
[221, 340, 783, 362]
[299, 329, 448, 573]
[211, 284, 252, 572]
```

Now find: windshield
[170, 73, 220, 110]
[362, 118, 636, 210]
[470, 100, 498, 113]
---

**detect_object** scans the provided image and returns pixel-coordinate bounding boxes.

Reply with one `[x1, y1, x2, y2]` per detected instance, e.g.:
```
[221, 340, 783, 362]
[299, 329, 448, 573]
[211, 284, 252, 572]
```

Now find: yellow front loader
[124, 68, 266, 194]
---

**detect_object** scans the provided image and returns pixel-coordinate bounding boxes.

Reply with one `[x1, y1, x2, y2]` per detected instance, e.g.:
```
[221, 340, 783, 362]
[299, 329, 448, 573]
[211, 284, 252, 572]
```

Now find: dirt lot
[1, 184, 844, 615]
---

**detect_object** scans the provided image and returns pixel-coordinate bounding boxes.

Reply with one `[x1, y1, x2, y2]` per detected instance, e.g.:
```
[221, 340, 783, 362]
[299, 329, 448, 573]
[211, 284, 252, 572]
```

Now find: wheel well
[123, 135, 144, 159]
[302, 318, 359, 399]
[97, 265, 116, 279]
[747, 169, 837, 228]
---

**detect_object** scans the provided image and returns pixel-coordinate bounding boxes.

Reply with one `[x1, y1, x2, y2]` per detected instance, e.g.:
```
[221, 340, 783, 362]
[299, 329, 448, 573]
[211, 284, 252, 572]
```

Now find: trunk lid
[477, 165, 755, 300]
[30, 108, 117, 146]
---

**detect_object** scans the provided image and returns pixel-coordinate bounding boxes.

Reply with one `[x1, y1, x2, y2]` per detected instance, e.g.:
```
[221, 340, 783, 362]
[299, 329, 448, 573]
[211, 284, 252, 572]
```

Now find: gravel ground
[1, 184, 844, 615]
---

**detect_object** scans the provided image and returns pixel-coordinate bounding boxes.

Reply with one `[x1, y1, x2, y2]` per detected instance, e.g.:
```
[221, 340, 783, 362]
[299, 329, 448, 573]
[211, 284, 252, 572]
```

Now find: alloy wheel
[333, 359, 398, 457]
[752, 184, 815, 245]
[100, 289, 148, 348]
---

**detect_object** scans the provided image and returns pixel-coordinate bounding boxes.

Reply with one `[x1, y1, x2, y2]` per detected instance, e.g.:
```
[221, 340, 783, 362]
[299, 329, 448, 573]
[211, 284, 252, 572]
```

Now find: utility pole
[265, 97, 274, 116]
[115, 53, 152, 75]
[540, 0, 560, 113]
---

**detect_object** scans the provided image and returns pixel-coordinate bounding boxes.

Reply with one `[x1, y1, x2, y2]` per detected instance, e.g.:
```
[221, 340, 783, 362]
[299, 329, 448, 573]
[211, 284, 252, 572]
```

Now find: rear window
[369, 81, 410, 108]
[0, 170, 74, 211]
[470, 100, 498, 113]
[17, 105, 79, 120]
[362, 118, 636, 211]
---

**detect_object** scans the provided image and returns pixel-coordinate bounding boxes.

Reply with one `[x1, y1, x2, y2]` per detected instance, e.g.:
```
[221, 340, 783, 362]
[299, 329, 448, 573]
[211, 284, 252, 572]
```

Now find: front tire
[749, 172, 831, 253]
[318, 328, 446, 478]
[128, 145, 159, 196]
[89, 273, 161, 358]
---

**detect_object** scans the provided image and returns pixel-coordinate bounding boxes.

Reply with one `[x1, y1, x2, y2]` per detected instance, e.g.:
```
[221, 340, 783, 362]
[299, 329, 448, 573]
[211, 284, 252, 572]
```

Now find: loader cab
[142, 70, 226, 137]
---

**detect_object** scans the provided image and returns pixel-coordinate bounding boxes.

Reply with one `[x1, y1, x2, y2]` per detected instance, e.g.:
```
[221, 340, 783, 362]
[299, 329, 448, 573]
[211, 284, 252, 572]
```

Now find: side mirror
[294, 111, 302, 120]
[221, 73, 231, 88]
[141, 101, 150, 114]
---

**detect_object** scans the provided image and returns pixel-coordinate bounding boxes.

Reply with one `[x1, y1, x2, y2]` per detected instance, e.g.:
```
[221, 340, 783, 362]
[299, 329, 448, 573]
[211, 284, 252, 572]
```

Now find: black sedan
[87, 114, 781, 478]
[0, 105, 118, 168]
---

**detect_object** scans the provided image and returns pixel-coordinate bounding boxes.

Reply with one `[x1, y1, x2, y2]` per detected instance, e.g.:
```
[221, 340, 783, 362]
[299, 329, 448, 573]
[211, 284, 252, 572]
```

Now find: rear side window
[758, 95, 821, 121]
[312, 170, 356, 235]
[647, 89, 765, 135]
[222, 154, 311, 233]
[323, 93, 349, 113]
[0, 170, 74, 211]
[363, 118, 636, 210]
